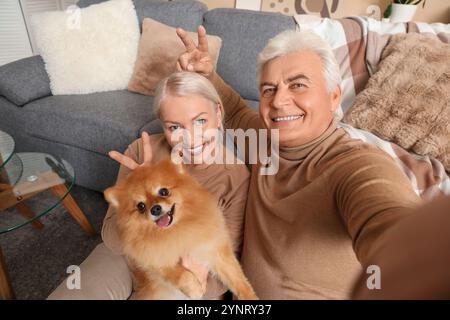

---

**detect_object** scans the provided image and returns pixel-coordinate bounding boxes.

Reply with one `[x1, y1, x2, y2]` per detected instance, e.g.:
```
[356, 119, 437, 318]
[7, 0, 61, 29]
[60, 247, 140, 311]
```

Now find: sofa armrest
[0, 55, 51, 106]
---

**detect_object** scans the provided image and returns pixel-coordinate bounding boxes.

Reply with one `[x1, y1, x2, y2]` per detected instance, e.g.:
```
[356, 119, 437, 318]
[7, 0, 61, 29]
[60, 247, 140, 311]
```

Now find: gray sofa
[0, 0, 295, 192]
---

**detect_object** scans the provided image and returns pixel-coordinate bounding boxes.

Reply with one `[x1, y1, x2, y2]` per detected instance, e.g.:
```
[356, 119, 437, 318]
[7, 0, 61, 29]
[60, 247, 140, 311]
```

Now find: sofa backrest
[203, 8, 295, 102]
[77, 0, 207, 31]
[76, 1, 296, 103]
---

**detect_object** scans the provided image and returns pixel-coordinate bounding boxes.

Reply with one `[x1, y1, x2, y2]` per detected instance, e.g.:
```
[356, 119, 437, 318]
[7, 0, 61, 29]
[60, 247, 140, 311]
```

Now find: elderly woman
[48, 71, 250, 300]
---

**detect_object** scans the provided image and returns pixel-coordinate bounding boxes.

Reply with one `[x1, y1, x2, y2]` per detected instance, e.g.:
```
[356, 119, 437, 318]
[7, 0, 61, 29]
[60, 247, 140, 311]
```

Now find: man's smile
[271, 114, 305, 123]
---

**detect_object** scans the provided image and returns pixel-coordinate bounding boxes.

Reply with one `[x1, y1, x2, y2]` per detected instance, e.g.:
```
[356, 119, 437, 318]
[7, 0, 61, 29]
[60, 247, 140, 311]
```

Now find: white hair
[153, 71, 224, 119]
[257, 30, 342, 93]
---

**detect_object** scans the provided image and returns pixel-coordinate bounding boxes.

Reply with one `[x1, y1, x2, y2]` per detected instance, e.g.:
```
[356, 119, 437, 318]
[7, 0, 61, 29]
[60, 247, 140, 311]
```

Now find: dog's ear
[104, 186, 122, 208]
[173, 161, 184, 174]
[165, 155, 185, 174]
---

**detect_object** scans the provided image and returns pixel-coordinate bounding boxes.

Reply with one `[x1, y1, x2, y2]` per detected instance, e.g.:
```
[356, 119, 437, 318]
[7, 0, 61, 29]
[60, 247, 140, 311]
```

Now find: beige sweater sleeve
[352, 195, 450, 299]
[101, 139, 141, 255]
[210, 72, 263, 131]
[329, 149, 421, 265]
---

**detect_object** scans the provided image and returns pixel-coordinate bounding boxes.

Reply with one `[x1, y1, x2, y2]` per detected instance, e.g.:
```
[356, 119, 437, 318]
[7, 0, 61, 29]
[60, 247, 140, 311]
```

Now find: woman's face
[159, 94, 222, 164]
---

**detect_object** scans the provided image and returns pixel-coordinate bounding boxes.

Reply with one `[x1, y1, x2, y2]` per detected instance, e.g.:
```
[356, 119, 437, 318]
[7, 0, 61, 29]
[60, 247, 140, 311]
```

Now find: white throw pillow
[30, 0, 140, 95]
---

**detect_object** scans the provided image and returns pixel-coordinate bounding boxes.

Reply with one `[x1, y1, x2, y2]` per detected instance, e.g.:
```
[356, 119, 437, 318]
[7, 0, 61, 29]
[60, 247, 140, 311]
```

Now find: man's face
[259, 50, 341, 148]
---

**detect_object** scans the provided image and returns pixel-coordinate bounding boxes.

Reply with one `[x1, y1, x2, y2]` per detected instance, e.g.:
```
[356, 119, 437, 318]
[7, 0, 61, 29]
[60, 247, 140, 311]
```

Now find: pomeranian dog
[104, 158, 257, 300]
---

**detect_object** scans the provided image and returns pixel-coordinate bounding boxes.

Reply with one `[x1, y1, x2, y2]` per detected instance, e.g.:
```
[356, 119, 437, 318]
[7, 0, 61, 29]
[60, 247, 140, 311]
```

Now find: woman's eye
[136, 202, 146, 213]
[195, 119, 207, 126]
[158, 188, 170, 197]
[168, 125, 179, 132]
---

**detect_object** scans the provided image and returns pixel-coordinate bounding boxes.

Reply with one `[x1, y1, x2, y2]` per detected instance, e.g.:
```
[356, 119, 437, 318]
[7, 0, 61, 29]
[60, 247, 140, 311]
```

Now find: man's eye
[262, 88, 276, 97]
[168, 125, 180, 132]
[290, 83, 306, 89]
[195, 119, 207, 126]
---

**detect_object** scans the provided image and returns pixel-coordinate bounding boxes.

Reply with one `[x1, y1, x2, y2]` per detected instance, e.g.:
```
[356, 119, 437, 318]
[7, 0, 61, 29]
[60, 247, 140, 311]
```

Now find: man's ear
[104, 186, 122, 208]
[330, 85, 342, 113]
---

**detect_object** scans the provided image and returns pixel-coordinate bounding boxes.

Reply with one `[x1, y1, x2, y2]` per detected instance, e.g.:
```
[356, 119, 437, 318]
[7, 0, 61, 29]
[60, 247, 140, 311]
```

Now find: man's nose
[271, 86, 290, 109]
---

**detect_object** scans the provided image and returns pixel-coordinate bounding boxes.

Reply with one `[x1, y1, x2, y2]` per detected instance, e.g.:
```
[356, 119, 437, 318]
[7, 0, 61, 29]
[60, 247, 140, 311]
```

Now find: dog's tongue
[156, 214, 171, 228]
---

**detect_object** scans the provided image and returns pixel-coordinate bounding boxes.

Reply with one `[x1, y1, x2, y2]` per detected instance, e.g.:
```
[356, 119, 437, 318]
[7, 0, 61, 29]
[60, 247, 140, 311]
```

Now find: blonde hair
[257, 30, 342, 93]
[153, 72, 224, 121]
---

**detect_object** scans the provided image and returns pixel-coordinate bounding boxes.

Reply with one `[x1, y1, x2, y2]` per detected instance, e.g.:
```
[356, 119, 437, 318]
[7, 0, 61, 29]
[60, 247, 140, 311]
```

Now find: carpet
[0, 185, 106, 299]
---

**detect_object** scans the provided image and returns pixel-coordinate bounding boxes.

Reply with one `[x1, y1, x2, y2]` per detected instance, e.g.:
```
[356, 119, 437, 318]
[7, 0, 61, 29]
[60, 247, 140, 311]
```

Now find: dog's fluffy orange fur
[104, 159, 257, 300]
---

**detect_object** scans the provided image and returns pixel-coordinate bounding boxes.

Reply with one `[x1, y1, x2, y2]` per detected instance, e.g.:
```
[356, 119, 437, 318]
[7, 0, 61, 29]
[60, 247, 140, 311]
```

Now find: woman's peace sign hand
[108, 131, 153, 170]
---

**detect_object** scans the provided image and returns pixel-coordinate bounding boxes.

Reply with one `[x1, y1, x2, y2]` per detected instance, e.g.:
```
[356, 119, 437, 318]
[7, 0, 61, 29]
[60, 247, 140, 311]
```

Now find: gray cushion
[0, 55, 51, 106]
[21, 90, 155, 155]
[77, 0, 207, 32]
[203, 8, 295, 101]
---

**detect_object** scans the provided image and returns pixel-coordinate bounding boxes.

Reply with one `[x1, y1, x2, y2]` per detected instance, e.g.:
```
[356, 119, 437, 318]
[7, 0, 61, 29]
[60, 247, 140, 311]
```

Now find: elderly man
[176, 26, 420, 299]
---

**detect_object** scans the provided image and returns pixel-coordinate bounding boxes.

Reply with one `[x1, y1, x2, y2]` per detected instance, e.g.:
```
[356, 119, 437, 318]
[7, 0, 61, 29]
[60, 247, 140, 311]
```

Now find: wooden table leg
[0, 246, 15, 300]
[50, 184, 96, 238]
[15, 202, 44, 230]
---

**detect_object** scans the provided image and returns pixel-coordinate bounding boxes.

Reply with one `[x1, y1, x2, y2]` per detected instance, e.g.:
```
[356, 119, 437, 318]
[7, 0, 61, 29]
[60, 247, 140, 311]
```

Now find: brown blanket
[344, 33, 450, 172]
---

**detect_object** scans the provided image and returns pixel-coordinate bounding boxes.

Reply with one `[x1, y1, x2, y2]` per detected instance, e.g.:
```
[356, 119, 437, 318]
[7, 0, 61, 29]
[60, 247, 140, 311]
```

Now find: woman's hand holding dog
[181, 255, 209, 296]
[176, 26, 214, 79]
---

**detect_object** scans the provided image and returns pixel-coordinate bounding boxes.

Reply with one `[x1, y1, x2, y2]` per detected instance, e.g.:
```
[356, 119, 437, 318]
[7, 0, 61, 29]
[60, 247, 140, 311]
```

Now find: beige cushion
[344, 33, 450, 172]
[128, 18, 222, 96]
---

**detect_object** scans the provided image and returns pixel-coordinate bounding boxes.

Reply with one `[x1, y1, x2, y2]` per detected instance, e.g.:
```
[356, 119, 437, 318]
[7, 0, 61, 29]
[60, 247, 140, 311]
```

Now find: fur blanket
[344, 33, 450, 172]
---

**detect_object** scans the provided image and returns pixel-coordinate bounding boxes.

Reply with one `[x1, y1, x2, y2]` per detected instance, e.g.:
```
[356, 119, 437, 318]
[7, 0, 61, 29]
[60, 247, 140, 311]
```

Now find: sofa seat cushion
[21, 90, 155, 155]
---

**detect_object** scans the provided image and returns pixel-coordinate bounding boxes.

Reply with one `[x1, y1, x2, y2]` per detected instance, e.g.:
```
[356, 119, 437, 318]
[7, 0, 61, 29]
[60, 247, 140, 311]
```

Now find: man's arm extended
[210, 72, 263, 131]
[330, 148, 421, 264]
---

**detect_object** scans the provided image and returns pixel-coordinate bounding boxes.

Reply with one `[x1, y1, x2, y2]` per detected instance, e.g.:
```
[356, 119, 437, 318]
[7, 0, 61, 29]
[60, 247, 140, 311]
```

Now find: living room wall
[197, 0, 450, 24]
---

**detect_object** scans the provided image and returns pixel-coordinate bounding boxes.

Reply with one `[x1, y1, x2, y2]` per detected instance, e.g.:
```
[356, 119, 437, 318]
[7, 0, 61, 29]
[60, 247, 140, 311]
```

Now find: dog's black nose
[151, 205, 162, 216]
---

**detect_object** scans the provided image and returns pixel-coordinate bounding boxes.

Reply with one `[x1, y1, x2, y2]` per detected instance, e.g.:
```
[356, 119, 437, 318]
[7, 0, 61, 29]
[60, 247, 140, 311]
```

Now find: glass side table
[0, 130, 96, 300]
[0, 129, 15, 169]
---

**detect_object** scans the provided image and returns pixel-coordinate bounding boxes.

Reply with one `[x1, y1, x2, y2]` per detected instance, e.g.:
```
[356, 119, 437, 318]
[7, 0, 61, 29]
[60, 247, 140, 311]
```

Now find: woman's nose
[183, 127, 203, 147]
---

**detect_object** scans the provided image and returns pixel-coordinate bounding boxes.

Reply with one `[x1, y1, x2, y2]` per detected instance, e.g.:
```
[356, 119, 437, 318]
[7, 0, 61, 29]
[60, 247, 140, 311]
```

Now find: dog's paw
[236, 287, 259, 300]
[240, 292, 259, 300]
[179, 272, 205, 299]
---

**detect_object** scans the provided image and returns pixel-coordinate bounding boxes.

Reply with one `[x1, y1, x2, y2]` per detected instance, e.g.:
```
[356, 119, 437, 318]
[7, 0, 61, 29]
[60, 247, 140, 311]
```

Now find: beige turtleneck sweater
[211, 73, 420, 299]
